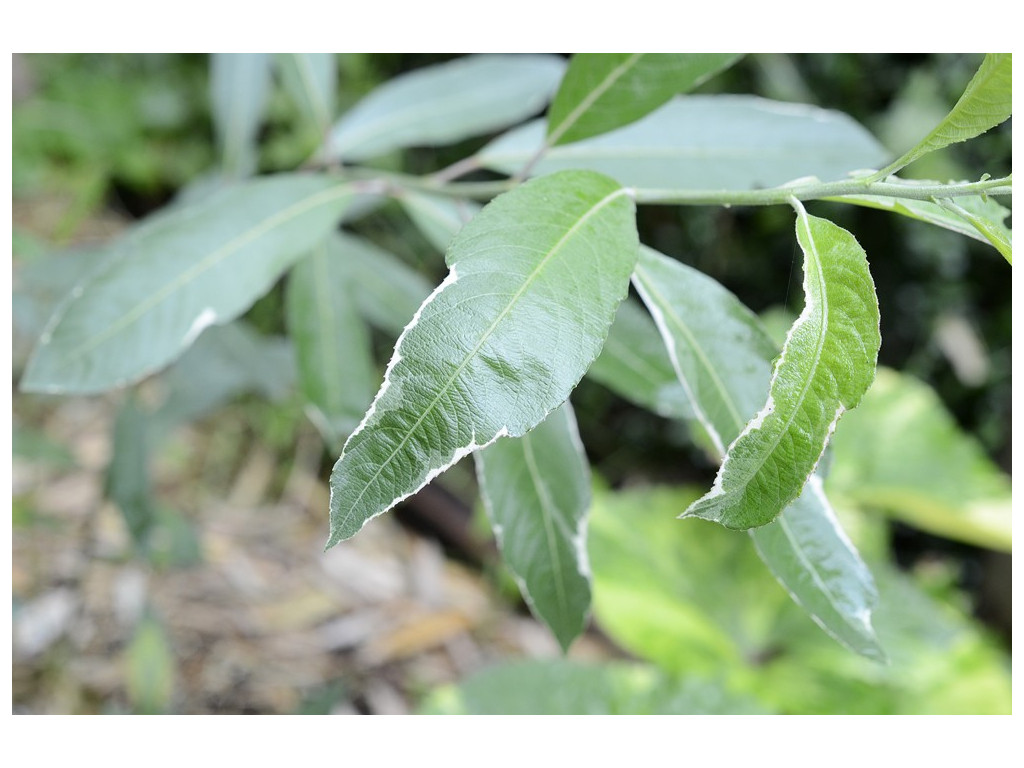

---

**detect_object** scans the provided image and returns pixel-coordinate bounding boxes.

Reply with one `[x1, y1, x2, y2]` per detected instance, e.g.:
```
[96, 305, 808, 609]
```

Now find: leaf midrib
[521, 431, 571, 619]
[547, 53, 645, 146]
[339, 186, 630, 519]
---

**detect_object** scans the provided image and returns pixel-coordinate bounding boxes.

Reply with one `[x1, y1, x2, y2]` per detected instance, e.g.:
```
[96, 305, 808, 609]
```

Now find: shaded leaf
[547, 53, 742, 146]
[341, 232, 434, 335]
[325, 54, 565, 162]
[827, 367, 1011, 552]
[21, 175, 354, 394]
[479, 96, 887, 191]
[684, 204, 881, 529]
[420, 659, 765, 715]
[327, 170, 638, 546]
[397, 191, 482, 253]
[476, 402, 591, 651]
[210, 53, 272, 177]
[875, 53, 1012, 178]
[632, 246, 882, 658]
[275, 53, 336, 132]
[287, 236, 376, 448]
[106, 394, 155, 549]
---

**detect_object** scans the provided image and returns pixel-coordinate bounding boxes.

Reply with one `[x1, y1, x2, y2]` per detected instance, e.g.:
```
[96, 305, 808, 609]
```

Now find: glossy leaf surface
[286, 236, 375, 448]
[633, 246, 882, 658]
[325, 54, 565, 162]
[21, 175, 354, 394]
[547, 53, 742, 146]
[479, 96, 887, 191]
[476, 402, 591, 651]
[684, 205, 881, 529]
[876, 53, 1011, 178]
[327, 171, 638, 546]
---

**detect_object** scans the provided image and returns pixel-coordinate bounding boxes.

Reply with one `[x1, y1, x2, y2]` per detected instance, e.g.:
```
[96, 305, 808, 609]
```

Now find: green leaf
[419, 659, 765, 715]
[124, 614, 176, 715]
[874, 53, 1012, 179]
[475, 401, 591, 651]
[275, 53, 336, 132]
[21, 175, 354, 395]
[286, 236, 376, 448]
[210, 53, 272, 177]
[632, 246, 882, 658]
[586, 298, 693, 421]
[397, 191, 482, 254]
[327, 170, 638, 546]
[831, 184, 1012, 263]
[341, 232, 434, 335]
[106, 394, 155, 549]
[827, 367, 1011, 552]
[479, 96, 887, 191]
[683, 203, 881, 529]
[547, 53, 742, 146]
[324, 54, 566, 162]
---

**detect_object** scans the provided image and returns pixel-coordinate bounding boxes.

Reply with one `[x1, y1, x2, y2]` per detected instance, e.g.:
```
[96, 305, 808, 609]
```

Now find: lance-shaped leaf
[831, 185, 1012, 263]
[21, 175, 355, 395]
[633, 246, 883, 658]
[547, 53, 742, 146]
[479, 96, 887, 192]
[276, 53, 336, 132]
[286, 235, 376, 449]
[397, 191, 482, 254]
[324, 54, 566, 162]
[476, 402, 591, 651]
[683, 202, 881, 529]
[327, 170, 638, 546]
[210, 53, 272, 177]
[873, 53, 1012, 179]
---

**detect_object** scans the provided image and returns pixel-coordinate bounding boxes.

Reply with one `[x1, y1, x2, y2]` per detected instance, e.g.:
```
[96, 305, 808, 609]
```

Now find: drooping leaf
[210, 53, 272, 177]
[873, 53, 1012, 179]
[340, 232, 434, 335]
[831, 184, 1012, 262]
[475, 401, 591, 651]
[479, 96, 887, 191]
[547, 53, 742, 146]
[324, 54, 566, 162]
[586, 298, 693, 421]
[683, 204, 881, 529]
[107, 394, 156, 550]
[750, 476, 883, 661]
[827, 367, 1011, 551]
[21, 175, 354, 395]
[276, 53, 337, 132]
[419, 659, 766, 715]
[632, 246, 882, 658]
[286, 236, 376, 448]
[397, 191, 482, 254]
[327, 170, 638, 546]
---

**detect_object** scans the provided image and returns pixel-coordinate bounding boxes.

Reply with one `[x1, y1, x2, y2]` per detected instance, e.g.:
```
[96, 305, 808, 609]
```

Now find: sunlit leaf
[210, 53, 271, 177]
[327, 170, 638, 546]
[874, 53, 1012, 178]
[476, 402, 591, 651]
[324, 54, 566, 162]
[827, 367, 1011, 551]
[547, 53, 742, 146]
[21, 175, 354, 395]
[683, 204, 881, 529]
[420, 659, 765, 714]
[479, 96, 887, 191]
[286, 236, 376, 448]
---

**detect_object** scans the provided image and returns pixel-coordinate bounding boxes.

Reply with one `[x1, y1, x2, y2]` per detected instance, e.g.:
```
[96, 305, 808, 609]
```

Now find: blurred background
[11, 53, 1011, 714]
